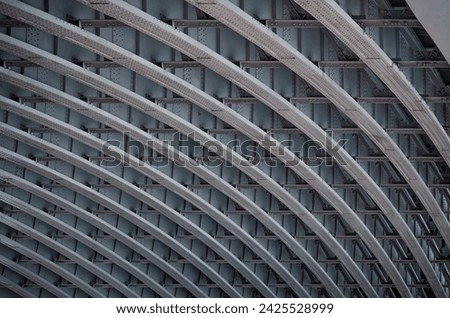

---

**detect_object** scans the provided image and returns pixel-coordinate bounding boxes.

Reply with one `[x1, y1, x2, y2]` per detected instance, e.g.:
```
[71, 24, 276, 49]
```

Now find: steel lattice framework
[0, 0, 449, 298]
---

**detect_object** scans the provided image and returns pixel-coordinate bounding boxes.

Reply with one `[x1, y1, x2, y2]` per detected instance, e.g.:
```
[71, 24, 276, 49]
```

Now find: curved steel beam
[0, 147, 232, 298]
[0, 97, 276, 298]
[292, 0, 450, 168]
[0, 232, 103, 298]
[0, 170, 201, 298]
[0, 254, 68, 297]
[0, 33, 380, 297]
[0, 4, 400, 295]
[1, 124, 298, 299]
[0, 174, 175, 298]
[0, 195, 139, 297]
[182, 0, 450, 247]
[0, 273, 36, 298]
[0, 4, 358, 297]
[72, 0, 444, 296]
[0, 123, 245, 298]
[0, 69, 309, 297]
[72, 0, 442, 296]
[183, 0, 450, 296]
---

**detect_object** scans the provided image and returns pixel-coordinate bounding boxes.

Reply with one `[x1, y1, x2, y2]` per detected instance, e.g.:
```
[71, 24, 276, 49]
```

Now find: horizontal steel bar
[78, 19, 127, 28]
[85, 97, 122, 103]
[154, 97, 190, 104]
[266, 19, 422, 28]
[7, 208, 447, 216]
[0, 18, 423, 29]
[81, 61, 120, 68]
[18, 96, 50, 103]
[172, 19, 225, 28]
[222, 97, 260, 104]
[72, 182, 443, 191]
[290, 97, 330, 103]
[240, 61, 284, 68]
[319, 60, 450, 69]
[17, 93, 448, 106]
[3, 60, 38, 67]
[161, 61, 205, 69]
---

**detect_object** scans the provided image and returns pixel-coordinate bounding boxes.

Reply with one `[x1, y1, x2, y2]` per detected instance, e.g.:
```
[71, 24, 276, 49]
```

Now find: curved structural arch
[0, 1, 378, 285]
[71, 0, 446, 297]
[0, 169, 203, 298]
[0, 172, 176, 298]
[292, 0, 450, 168]
[184, 0, 450, 293]
[0, 31, 374, 297]
[0, 67, 314, 297]
[0, 0, 448, 298]
[0, 0, 426, 297]
[0, 253, 69, 298]
[0, 122, 251, 298]
[0, 147, 239, 298]
[0, 195, 140, 298]
[0, 274, 36, 298]
[0, 231, 103, 298]
[0, 98, 277, 298]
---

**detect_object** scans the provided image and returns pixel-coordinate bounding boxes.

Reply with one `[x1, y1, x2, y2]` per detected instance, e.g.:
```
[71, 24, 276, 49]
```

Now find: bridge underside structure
[0, 0, 449, 298]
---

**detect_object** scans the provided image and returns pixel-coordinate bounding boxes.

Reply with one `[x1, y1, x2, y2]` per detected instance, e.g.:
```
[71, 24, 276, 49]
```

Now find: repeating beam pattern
[0, 0, 448, 298]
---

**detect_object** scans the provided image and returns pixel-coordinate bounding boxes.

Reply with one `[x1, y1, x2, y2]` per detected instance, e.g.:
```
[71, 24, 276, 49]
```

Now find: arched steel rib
[0, 69, 309, 297]
[0, 124, 244, 298]
[0, 97, 276, 298]
[0, 232, 103, 298]
[0, 170, 200, 298]
[182, 0, 449, 296]
[0, 4, 398, 296]
[0, 172, 175, 298]
[292, 0, 450, 168]
[183, 0, 450, 246]
[0, 32, 378, 297]
[0, 148, 233, 298]
[0, 254, 68, 297]
[0, 194, 139, 298]
[72, 0, 441, 296]
[0, 273, 36, 298]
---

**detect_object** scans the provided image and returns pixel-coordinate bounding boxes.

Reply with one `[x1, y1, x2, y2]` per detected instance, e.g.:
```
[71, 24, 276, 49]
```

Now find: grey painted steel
[5, 58, 449, 70]
[172, 18, 423, 29]
[0, 68, 309, 297]
[292, 0, 450, 169]
[0, 194, 139, 298]
[0, 148, 234, 298]
[184, 0, 450, 296]
[74, 0, 443, 297]
[0, 124, 244, 298]
[376, 0, 447, 90]
[0, 273, 36, 298]
[0, 232, 103, 298]
[406, 0, 450, 64]
[0, 173, 175, 298]
[0, 30, 353, 298]
[2, 1, 446, 296]
[27, 0, 404, 295]
[0, 96, 275, 298]
[0, 254, 69, 298]
[0, 170, 201, 298]
[0, 0, 432, 295]
[182, 0, 450, 250]
[0, 31, 363, 297]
